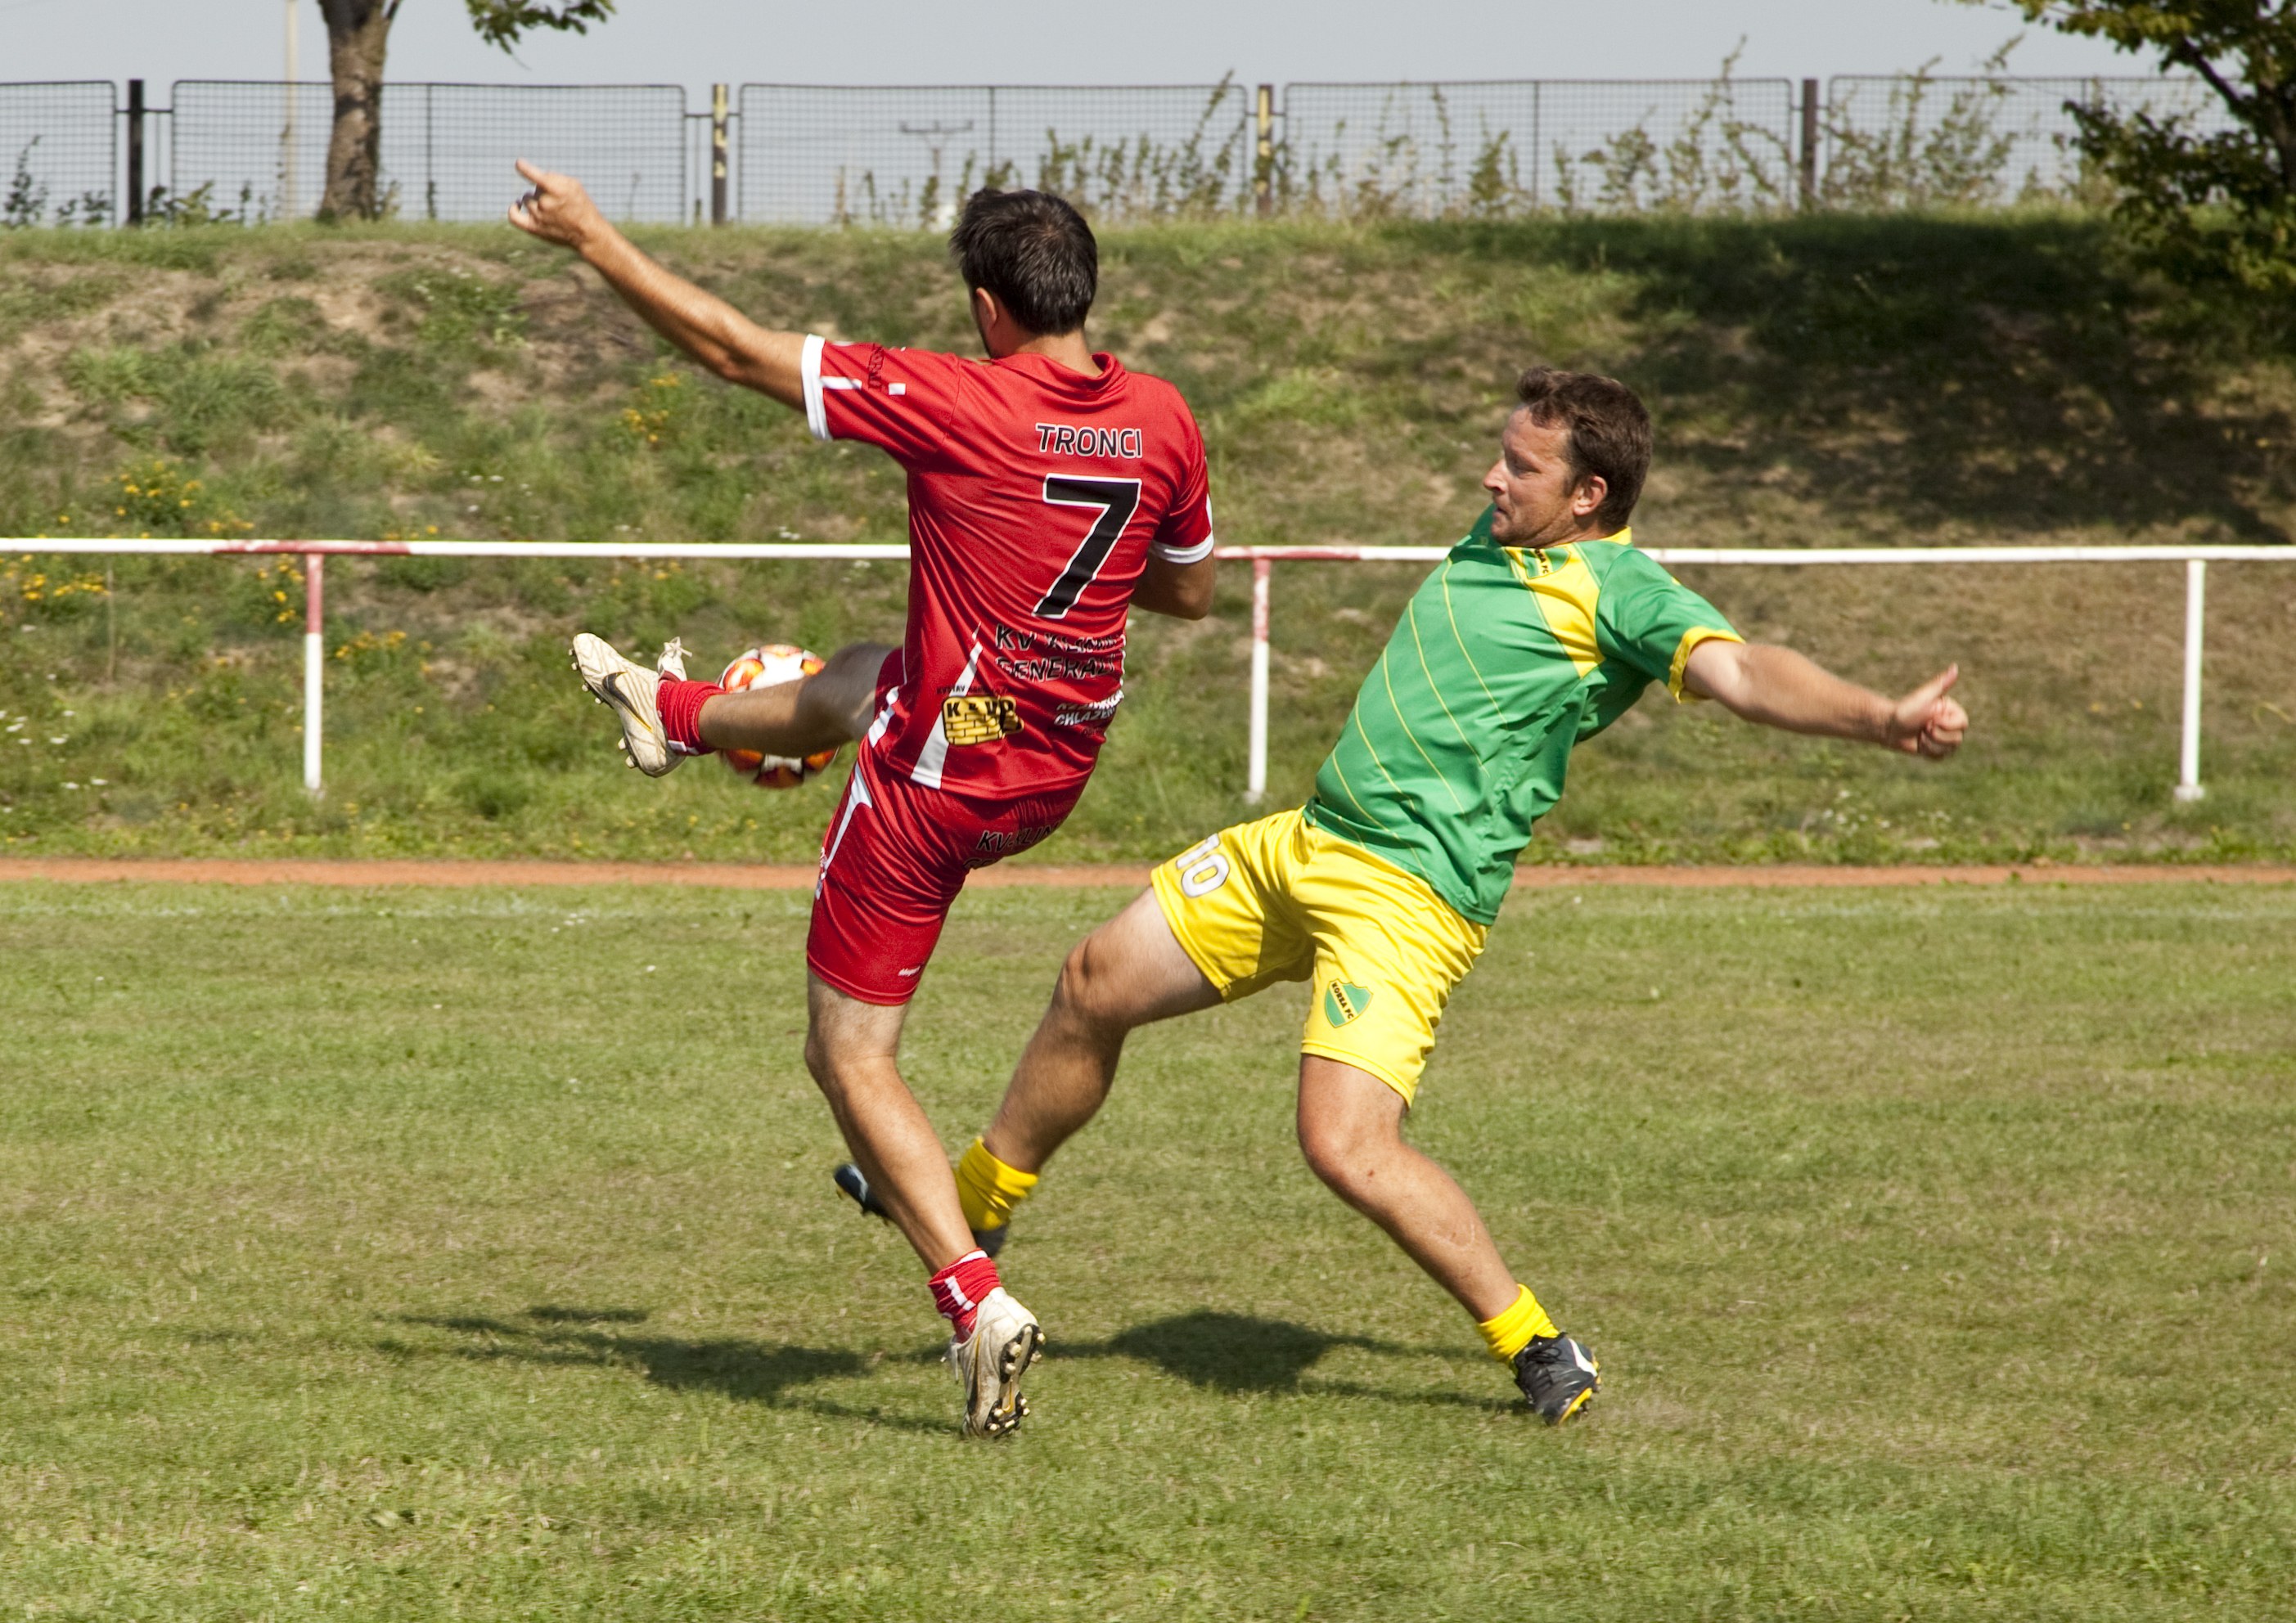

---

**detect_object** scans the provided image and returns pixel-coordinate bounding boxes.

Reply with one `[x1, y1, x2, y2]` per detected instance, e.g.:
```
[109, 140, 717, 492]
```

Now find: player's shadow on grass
[383, 1308, 947, 1435]
[526, 1303, 649, 1324]
[1097, 1310, 1373, 1392]
[1062, 1308, 1512, 1411]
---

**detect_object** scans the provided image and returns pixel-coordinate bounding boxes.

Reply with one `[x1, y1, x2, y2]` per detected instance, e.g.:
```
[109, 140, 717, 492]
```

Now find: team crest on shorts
[942, 694, 1024, 746]
[1323, 982, 1374, 1027]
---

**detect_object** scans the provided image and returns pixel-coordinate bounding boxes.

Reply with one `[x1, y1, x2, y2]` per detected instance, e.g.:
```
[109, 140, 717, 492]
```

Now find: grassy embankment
[1, 215, 2291, 863]
[2, 881, 2292, 1617]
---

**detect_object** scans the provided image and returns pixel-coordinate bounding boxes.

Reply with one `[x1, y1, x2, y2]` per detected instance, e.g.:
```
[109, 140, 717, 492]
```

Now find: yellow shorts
[1150, 807, 1488, 1106]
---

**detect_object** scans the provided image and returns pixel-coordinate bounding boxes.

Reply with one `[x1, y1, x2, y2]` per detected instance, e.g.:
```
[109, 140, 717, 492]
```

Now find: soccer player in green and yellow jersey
[837, 366, 1969, 1423]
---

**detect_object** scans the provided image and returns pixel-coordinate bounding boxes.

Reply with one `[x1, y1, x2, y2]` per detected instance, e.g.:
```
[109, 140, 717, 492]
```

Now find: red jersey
[800, 336, 1214, 799]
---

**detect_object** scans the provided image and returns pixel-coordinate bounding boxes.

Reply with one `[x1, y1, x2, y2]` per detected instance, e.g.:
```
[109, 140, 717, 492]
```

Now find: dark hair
[948, 189, 1097, 337]
[1513, 366, 1652, 532]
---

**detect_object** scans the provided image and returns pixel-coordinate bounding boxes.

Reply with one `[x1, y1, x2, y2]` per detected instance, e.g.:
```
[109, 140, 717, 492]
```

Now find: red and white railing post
[302, 551, 325, 796]
[2176, 558, 2206, 803]
[1247, 556, 1272, 803]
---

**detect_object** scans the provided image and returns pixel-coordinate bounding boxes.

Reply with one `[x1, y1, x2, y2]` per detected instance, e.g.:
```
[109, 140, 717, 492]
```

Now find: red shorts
[806, 731, 1082, 1005]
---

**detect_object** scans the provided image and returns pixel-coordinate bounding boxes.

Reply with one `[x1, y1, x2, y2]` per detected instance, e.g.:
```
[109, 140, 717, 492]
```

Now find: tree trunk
[317, 0, 398, 220]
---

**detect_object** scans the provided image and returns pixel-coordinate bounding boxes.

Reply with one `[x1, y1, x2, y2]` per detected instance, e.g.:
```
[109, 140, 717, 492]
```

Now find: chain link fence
[737, 82, 1254, 226]
[0, 74, 2257, 227]
[1281, 79, 1800, 217]
[0, 82, 116, 226]
[168, 81, 687, 223]
[1824, 74, 2244, 207]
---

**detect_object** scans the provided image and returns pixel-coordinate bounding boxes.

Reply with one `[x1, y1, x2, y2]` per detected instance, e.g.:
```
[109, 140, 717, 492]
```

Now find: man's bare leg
[805, 973, 1042, 1436]
[979, 888, 1222, 1175]
[1294, 1057, 1600, 1422]
[700, 640, 890, 758]
[1294, 1058, 1518, 1321]
[803, 974, 975, 1269]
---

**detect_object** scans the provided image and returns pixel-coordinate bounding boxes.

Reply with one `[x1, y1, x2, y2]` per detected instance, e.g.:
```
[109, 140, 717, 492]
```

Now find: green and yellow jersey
[1303, 508, 1741, 925]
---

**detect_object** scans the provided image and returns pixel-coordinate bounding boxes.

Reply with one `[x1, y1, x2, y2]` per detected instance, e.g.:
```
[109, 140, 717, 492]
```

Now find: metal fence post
[281, 2, 299, 218]
[1529, 81, 1541, 209]
[1799, 78, 1818, 207]
[303, 551, 325, 797]
[124, 79, 144, 224]
[1247, 557, 1272, 803]
[2176, 558, 2206, 803]
[1254, 84, 1275, 216]
[711, 83, 729, 224]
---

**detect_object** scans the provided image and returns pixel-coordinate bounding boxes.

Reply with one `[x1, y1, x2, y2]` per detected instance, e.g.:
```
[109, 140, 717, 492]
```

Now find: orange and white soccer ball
[718, 643, 840, 789]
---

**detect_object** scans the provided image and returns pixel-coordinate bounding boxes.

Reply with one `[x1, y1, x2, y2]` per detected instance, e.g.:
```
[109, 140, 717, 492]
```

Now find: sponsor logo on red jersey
[803, 337, 1214, 800]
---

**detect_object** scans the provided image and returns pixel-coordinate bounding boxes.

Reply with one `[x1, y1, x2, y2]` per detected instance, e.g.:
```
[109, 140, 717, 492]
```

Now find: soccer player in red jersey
[509, 164, 1216, 1436]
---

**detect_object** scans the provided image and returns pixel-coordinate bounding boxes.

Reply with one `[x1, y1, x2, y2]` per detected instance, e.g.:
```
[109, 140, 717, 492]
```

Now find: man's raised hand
[1886, 665, 1968, 760]
[506, 160, 601, 250]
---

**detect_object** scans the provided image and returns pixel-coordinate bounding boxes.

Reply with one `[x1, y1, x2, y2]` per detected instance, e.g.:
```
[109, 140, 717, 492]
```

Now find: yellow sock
[955, 1138, 1038, 1234]
[1477, 1284, 1559, 1363]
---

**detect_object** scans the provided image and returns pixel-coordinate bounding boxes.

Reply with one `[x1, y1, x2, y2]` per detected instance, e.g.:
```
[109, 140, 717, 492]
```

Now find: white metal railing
[8, 538, 2291, 803]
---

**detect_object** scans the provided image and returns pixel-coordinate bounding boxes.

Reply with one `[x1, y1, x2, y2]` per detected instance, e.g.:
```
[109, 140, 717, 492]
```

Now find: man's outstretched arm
[507, 160, 804, 409]
[1681, 641, 1968, 759]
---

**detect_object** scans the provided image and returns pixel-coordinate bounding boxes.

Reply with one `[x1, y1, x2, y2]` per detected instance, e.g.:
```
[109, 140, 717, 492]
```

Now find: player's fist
[506, 160, 601, 250]
[1887, 665, 1967, 759]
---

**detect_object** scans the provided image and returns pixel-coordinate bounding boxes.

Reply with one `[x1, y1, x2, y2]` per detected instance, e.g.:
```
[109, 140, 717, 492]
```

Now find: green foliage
[1984, 0, 2296, 290]
[239, 294, 336, 357]
[142, 179, 266, 228]
[1277, 52, 1802, 221]
[56, 344, 146, 405]
[0, 221, 227, 272]
[463, 0, 616, 52]
[2, 883, 2294, 1616]
[1821, 52, 2022, 209]
[1563, 47, 1797, 215]
[828, 79, 1254, 227]
[376, 554, 470, 592]
[0, 138, 109, 227]
[2, 139, 45, 228]
[0, 555, 108, 619]
[63, 342, 292, 456]
[0, 269, 119, 343]
[2073, 99, 2296, 291]
[378, 265, 528, 350]
[1037, 76, 1254, 222]
[83, 459, 258, 540]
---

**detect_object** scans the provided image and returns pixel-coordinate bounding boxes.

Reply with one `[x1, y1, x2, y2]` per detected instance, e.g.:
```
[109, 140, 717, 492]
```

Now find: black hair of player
[949, 189, 1097, 338]
[1514, 366, 1652, 533]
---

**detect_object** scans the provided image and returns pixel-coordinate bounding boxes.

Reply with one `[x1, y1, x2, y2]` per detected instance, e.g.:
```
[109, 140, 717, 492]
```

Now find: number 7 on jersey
[1036, 476, 1143, 618]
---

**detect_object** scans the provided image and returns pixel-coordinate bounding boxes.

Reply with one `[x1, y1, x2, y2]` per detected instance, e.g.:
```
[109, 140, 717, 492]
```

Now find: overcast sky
[8, 0, 2150, 97]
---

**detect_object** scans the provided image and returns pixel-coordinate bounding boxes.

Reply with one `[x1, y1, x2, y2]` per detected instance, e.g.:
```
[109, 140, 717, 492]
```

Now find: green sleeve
[1596, 548, 1744, 700]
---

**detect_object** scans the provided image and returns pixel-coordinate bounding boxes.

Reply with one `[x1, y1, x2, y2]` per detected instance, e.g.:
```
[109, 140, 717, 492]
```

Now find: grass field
[3, 878, 2292, 1619]
[4, 216, 2295, 863]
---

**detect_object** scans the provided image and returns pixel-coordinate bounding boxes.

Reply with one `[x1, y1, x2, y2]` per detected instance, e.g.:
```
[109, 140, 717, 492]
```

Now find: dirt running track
[1, 858, 2291, 890]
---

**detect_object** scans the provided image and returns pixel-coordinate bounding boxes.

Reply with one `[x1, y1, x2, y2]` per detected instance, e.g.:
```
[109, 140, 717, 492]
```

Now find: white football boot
[570, 634, 691, 776]
[948, 1287, 1042, 1439]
